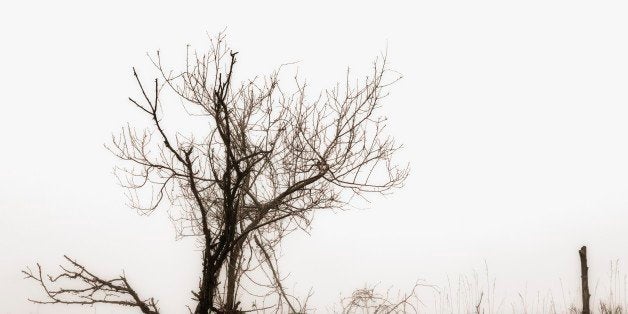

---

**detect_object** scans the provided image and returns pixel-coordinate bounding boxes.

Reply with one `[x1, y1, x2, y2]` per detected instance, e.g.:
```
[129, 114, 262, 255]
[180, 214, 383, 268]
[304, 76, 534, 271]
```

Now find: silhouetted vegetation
[23, 33, 407, 313]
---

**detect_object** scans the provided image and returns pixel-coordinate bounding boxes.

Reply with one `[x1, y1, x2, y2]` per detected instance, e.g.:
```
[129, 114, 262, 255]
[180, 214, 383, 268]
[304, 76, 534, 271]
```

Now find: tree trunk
[579, 246, 590, 314]
[195, 249, 218, 314]
[224, 244, 241, 312]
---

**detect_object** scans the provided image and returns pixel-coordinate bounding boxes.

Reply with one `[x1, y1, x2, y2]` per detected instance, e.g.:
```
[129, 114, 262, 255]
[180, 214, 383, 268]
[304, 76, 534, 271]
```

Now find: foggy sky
[1, 1, 628, 313]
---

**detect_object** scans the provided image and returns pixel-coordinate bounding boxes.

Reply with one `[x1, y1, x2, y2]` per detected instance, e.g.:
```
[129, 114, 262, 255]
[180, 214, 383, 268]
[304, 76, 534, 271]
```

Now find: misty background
[1, 1, 628, 312]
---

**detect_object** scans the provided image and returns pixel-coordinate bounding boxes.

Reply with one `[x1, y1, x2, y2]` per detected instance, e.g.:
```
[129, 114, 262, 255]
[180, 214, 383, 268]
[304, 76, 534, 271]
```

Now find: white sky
[1, 1, 628, 313]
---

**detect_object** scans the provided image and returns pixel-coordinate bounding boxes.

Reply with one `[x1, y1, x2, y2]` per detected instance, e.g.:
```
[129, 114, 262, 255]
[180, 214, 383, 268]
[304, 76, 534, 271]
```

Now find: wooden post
[579, 246, 590, 314]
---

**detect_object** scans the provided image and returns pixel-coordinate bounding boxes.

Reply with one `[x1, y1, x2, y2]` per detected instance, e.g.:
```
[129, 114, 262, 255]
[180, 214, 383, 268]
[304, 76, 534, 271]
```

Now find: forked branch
[22, 256, 159, 314]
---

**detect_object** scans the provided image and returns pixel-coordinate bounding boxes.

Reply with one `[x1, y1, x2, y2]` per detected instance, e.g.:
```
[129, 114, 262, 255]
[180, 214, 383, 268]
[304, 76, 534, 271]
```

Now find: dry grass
[338, 261, 627, 313]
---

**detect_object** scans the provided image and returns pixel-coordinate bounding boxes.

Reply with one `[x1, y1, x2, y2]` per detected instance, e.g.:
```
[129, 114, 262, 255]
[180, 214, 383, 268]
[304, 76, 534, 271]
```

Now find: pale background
[1, 1, 628, 313]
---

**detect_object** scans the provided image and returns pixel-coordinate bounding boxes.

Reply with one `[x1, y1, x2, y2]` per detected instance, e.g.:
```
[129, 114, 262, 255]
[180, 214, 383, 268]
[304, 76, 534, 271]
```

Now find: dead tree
[25, 33, 407, 313]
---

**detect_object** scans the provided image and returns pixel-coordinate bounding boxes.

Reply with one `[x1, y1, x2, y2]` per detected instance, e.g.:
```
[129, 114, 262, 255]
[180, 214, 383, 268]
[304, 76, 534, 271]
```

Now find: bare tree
[25, 33, 407, 313]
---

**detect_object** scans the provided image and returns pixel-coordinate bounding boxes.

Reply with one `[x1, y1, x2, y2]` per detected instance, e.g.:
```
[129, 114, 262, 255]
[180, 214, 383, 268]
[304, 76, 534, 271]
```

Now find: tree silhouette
[24, 33, 408, 313]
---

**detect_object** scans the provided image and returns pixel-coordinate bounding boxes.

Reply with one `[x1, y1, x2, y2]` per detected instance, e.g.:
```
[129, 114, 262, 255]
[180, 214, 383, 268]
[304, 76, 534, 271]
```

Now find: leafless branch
[22, 256, 159, 314]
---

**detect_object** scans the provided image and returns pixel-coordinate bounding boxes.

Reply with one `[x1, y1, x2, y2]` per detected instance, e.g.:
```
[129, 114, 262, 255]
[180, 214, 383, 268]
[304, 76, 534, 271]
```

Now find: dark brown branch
[23, 256, 159, 314]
